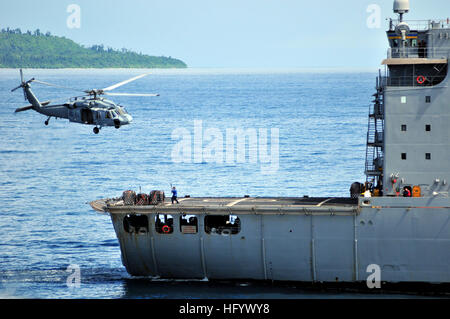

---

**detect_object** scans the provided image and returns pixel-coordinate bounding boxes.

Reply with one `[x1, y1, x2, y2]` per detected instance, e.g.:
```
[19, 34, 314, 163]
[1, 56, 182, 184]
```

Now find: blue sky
[0, 0, 448, 68]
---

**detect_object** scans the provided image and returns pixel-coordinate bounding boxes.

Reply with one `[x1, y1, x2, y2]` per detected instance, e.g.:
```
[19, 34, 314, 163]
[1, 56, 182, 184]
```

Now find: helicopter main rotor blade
[32, 80, 82, 92]
[103, 92, 159, 97]
[102, 73, 150, 92]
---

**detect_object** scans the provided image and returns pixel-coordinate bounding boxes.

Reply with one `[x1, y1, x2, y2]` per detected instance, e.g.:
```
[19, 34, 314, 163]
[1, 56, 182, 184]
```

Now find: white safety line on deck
[167, 198, 189, 206]
[316, 198, 335, 207]
[226, 198, 249, 207]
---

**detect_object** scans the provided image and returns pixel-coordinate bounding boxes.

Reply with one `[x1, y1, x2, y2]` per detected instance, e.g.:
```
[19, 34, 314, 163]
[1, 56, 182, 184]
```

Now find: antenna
[393, 0, 410, 22]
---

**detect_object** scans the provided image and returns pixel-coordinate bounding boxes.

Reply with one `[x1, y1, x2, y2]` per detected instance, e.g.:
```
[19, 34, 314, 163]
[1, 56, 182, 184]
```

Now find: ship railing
[387, 47, 450, 59]
[365, 155, 384, 176]
[380, 75, 447, 87]
[389, 19, 450, 31]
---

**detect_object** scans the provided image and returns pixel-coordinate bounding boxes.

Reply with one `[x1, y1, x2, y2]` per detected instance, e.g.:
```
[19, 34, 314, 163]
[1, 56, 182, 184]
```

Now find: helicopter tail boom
[23, 85, 43, 111]
[15, 101, 51, 113]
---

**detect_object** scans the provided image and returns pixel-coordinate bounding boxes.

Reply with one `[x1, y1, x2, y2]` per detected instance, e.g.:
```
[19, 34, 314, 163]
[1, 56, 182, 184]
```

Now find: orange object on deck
[412, 186, 421, 197]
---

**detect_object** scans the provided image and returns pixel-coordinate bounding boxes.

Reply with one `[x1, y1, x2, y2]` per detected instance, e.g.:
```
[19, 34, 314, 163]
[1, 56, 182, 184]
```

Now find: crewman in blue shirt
[171, 186, 179, 204]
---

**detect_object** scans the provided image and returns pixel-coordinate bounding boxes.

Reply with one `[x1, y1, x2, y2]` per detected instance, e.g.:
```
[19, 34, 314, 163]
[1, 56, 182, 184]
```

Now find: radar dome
[393, 0, 410, 14]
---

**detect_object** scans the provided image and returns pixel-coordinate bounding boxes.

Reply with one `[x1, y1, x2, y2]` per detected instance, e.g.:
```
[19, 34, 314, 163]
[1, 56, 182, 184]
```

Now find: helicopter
[11, 69, 159, 134]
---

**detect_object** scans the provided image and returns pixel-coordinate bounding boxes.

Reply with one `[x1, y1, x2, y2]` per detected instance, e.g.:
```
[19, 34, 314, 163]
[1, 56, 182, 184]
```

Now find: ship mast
[365, 1, 410, 192]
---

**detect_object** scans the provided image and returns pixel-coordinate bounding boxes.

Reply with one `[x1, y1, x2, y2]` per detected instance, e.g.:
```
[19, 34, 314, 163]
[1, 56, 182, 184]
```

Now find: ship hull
[103, 197, 450, 284]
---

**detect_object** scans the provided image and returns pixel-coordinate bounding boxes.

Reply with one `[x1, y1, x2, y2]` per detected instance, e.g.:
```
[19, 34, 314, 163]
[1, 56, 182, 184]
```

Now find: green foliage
[0, 28, 187, 68]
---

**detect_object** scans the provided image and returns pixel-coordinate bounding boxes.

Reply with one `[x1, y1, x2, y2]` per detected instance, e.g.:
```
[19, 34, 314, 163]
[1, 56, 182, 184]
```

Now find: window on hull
[123, 214, 149, 234]
[180, 214, 198, 234]
[205, 215, 241, 235]
[386, 64, 448, 87]
[155, 214, 174, 234]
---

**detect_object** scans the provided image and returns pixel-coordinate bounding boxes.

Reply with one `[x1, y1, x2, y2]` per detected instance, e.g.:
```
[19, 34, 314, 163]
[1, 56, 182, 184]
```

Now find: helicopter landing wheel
[93, 127, 100, 134]
[45, 117, 50, 126]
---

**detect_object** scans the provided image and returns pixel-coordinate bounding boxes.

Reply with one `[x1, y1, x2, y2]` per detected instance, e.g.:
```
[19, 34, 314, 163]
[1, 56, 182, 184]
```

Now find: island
[0, 28, 187, 69]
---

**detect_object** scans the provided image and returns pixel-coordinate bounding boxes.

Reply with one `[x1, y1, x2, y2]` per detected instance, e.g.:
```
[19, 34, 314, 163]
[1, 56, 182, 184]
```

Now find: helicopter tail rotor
[11, 69, 35, 101]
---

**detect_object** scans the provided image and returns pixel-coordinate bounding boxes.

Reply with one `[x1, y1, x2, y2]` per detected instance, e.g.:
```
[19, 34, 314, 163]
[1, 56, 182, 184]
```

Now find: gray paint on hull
[108, 197, 450, 283]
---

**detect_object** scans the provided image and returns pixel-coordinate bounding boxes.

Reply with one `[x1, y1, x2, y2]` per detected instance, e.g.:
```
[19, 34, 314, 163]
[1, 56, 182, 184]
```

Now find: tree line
[0, 28, 187, 69]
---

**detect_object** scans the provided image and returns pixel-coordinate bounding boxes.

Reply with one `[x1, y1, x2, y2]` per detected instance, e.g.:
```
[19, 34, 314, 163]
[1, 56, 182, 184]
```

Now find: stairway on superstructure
[365, 70, 385, 190]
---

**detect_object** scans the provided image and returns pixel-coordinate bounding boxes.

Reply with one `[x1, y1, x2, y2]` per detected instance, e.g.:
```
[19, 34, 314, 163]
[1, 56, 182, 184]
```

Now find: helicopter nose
[118, 114, 132, 126]
[124, 114, 133, 124]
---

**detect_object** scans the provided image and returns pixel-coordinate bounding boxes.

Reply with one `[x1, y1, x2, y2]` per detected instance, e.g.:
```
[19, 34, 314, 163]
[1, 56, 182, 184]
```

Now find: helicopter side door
[68, 108, 80, 123]
[68, 102, 87, 124]
[80, 108, 95, 124]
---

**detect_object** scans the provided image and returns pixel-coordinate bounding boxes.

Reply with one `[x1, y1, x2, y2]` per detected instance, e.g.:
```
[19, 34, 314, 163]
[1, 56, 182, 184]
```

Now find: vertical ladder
[365, 71, 385, 188]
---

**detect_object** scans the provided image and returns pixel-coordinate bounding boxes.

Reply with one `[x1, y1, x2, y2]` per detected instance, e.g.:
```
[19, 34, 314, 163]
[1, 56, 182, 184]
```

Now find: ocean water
[0, 68, 433, 299]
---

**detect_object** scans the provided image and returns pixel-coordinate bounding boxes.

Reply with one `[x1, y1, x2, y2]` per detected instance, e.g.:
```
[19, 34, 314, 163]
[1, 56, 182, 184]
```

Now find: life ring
[162, 225, 171, 233]
[417, 75, 426, 84]
[221, 229, 231, 235]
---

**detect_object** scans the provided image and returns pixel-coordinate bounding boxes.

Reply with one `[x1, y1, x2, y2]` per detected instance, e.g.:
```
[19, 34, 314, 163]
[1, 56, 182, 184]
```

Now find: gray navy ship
[91, 0, 450, 285]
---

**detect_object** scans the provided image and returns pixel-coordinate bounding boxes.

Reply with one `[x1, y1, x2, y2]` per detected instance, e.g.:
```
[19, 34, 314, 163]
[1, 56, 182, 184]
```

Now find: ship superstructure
[366, 0, 450, 198]
[91, 1, 450, 285]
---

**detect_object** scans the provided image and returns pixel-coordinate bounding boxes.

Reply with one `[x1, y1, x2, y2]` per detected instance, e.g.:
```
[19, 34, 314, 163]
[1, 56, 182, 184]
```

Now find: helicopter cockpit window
[106, 111, 112, 119]
[116, 107, 126, 116]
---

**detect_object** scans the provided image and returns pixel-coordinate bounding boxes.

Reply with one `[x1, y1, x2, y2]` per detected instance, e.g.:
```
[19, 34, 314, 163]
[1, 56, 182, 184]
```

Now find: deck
[90, 196, 359, 215]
